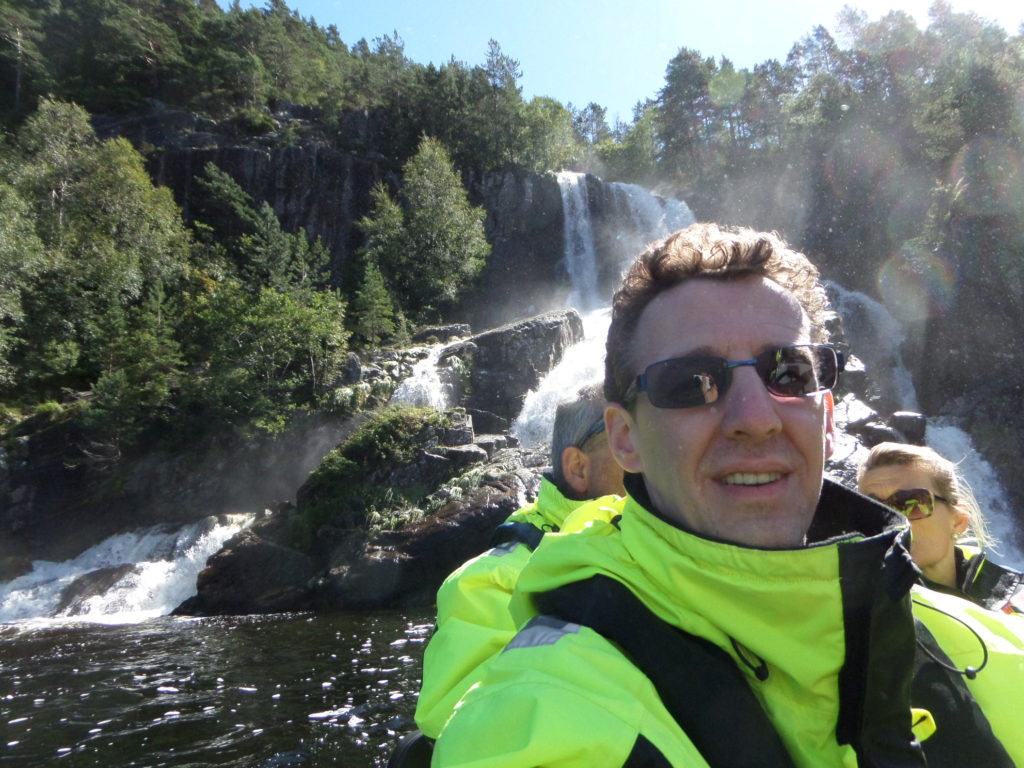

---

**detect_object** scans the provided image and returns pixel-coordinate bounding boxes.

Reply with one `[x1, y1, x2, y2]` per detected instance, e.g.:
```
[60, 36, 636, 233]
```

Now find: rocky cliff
[0, 309, 582, 581]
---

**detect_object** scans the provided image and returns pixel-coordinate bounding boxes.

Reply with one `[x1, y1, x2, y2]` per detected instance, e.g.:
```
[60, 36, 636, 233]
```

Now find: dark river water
[1, 610, 430, 766]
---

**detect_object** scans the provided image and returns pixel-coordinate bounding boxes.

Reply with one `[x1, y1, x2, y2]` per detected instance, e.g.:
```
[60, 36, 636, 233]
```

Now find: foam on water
[0, 514, 253, 624]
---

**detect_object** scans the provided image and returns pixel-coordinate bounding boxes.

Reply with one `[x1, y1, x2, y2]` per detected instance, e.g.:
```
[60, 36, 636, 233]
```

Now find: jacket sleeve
[415, 543, 532, 738]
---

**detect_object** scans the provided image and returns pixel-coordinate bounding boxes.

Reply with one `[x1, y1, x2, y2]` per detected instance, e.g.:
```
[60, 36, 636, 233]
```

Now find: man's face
[606, 276, 834, 548]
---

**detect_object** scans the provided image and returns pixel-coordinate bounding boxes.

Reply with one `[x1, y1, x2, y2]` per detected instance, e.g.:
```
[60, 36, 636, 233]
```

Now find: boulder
[460, 309, 585, 420]
[55, 564, 139, 615]
[315, 455, 541, 609]
[173, 530, 316, 616]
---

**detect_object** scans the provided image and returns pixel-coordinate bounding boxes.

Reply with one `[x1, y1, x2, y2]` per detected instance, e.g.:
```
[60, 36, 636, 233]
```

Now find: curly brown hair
[603, 223, 835, 406]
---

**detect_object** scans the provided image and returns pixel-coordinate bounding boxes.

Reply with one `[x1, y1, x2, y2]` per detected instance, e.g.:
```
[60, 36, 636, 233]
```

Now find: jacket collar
[622, 472, 910, 547]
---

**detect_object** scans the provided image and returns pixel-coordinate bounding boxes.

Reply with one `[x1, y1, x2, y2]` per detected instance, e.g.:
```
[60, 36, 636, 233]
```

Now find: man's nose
[720, 364, 783, 439]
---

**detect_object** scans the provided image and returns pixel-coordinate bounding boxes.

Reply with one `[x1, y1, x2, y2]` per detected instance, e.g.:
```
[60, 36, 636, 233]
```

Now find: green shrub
[290, 404, 451, 550]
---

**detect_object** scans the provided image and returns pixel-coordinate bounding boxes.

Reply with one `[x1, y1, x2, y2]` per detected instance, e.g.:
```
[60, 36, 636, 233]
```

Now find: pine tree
[351, 258, 396, 346]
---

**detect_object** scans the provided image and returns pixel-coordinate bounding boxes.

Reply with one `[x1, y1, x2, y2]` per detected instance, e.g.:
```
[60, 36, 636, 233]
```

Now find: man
[413, 384, 624, 740]
[432, 223, 1019, 766]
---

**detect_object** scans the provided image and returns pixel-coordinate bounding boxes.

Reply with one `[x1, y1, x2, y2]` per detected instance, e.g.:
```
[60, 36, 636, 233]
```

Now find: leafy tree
[396, 136, 489, 319]
[596, 103, 658, 184]
[356, 180, 406, 289]
[82, 283, 184, 454]
[0, 1, 51, 117]
[572, 101, 611, 145]
[521, 95, 580, 172]
[179, 282, 347, 435]
[191, 161, 328, 291]
[656, 48, 716, 187]
[482, 39, 525, 167]
[3, 99, 190, 395]
[0, 182, 47, 388]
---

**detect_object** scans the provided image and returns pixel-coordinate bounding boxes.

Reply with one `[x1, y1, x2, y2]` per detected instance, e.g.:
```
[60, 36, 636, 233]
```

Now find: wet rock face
[55, 564, 140, 616]
[459, 309, 585, 421]
[173, 530, 316, 616]
[317, 463, 540, 610]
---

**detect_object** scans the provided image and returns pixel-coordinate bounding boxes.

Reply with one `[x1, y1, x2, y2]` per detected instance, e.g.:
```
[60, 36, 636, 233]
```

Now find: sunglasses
[574, 414, 606, 449]
[625, 344, 843, 409]
[869, 488, 950, 521]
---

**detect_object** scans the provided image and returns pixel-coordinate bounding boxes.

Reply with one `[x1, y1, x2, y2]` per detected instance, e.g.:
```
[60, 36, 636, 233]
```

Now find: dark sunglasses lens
[646, 357, 725, 408]
[761, 346, 837, 397]
[889, 489, 935, 519]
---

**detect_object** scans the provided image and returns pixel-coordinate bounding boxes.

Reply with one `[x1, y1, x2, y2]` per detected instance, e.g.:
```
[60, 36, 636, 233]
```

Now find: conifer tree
[351, 257, 396, 346]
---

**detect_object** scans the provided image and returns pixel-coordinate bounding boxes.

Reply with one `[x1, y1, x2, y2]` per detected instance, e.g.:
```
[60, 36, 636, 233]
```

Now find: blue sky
[241, 1, 1024, 124]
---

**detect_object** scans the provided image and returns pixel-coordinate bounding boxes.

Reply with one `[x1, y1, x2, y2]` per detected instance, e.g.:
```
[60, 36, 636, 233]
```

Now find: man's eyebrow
[667, 343, 799, 361]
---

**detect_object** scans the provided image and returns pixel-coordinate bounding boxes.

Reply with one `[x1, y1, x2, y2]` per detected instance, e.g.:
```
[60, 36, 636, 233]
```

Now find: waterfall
[827, 281, 918, 412]
[390, 341, 464, 411]
[0, 515, 253, 624]
[512, 308, 611, 447]
[515, 176, 694, 445]
[557, 171, 601, 311]
[555, 172, 696, 312]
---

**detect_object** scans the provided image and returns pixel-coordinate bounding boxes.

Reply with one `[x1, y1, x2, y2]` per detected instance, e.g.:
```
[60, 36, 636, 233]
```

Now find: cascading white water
[609, 180, 696, 253]
[557, 171, 602, 311]
[827, 281, 919, 412]
[390, 337, 470, 411]
[555, 171, 695, 313]
[514, 175, 696, 444]
[518, 179, 1024, 569]
[927, 421, 1024, 566]
[0, 514, 253, 624]
[513, 309, 611, 447]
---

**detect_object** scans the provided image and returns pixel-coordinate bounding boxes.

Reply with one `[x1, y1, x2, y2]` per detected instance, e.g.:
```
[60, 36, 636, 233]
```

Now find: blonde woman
[858, 441, 1023, 613]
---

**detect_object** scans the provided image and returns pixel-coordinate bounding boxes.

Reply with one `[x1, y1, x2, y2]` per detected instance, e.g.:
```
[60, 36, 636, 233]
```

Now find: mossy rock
[291, 404, 455, 550]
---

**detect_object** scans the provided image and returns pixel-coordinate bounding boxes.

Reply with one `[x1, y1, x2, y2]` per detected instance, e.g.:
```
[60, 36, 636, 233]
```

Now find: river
[1, 610, 430, 766]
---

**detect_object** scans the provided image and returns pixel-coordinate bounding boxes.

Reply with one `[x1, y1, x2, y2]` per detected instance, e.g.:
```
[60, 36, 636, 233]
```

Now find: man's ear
[606, 403, 643, 474]
[823, 390, 836, 459]
[560, 445, 589, 497]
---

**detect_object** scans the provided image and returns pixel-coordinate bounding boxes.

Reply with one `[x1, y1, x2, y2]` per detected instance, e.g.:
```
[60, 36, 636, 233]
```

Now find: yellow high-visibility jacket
[433, 478, 1022, 767]
[911, 584, 1024, 764]
[921, 544, 1024, 614]
[414, 477, 622, 738]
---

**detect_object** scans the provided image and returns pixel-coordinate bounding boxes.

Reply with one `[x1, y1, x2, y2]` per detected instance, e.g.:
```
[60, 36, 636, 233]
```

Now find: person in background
[412, 383, 625, 741]
[858, 441, 1023, 613]
[432, 223, 1024, 767]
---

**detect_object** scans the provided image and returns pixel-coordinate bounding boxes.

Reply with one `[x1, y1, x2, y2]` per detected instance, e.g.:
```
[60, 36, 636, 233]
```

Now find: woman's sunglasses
[625, 344, 843, 409]
[868, 488, 950, 521]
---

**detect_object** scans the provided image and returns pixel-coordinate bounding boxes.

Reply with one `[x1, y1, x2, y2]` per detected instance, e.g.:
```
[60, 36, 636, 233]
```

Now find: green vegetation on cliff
[3, 0, 1024, 476]
[291, 404, 454, 549]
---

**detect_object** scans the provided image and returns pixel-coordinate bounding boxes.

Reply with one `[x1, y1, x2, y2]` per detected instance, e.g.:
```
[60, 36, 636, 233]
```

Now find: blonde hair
[857, 442, 994, 550]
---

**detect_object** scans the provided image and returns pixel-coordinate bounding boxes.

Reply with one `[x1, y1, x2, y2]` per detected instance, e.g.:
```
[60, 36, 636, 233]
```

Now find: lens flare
[877, 245, 956, 323]
[948, 138, 1024, 218]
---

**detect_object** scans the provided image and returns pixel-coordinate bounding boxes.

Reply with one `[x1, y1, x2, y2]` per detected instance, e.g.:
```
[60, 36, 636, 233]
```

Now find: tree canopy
[3, 0, 1024, 464]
